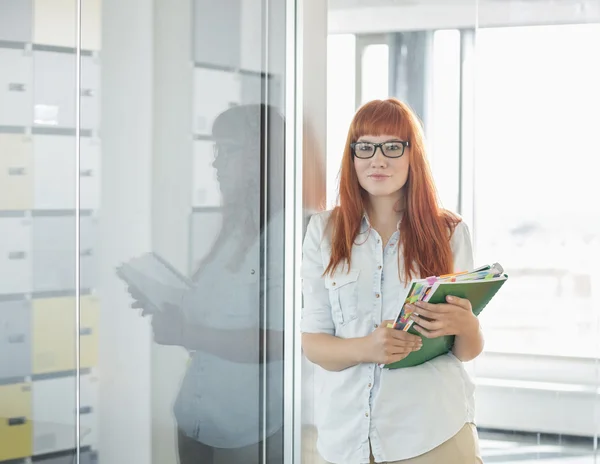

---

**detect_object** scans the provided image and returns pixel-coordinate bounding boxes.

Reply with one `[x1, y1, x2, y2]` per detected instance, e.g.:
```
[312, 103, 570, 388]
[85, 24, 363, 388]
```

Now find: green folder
[384, 275, 508, 369]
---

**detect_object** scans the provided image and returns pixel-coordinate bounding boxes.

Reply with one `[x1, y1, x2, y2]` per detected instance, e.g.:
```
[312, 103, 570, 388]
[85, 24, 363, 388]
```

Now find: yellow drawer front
[0, 383, 33, 460]
[33, 297, 76, 374]
[0, 134, 33, 210]
[80, 295, 99, 368]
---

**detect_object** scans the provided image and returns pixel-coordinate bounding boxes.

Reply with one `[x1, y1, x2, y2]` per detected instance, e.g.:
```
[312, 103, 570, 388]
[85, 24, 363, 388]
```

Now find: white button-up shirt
[301, 210, 476, 464]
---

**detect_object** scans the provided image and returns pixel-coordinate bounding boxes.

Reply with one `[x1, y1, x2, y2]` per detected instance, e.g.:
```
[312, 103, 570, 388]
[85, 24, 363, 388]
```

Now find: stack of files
[384, 263, 508, 369]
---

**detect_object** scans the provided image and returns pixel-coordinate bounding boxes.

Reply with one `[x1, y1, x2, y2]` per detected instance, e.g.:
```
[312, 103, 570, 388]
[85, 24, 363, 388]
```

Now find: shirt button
[365, 412, 369, 417]
[376, 293, 380, 298]
[332, 282, 336, 286]
[374, 323, 378, 328]
[368, 383, 372, 388]
[378, 265, 382, 270]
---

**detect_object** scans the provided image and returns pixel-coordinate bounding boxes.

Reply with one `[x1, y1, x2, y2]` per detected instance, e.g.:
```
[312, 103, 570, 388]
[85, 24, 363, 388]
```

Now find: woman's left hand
[408, 296, 478, 338]
[151, 303, 187, 346]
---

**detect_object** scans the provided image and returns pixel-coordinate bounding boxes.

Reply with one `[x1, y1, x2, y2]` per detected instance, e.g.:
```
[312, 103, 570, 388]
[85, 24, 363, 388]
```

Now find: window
[473, 24, 600, 357]
[361, 44, 389, 105]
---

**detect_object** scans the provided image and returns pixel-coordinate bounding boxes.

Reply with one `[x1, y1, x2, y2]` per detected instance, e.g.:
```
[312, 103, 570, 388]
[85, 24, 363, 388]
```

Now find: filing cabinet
[193, 0, 241, 69]
[33, 448, 97, 464]
[33, 135, 76, 210]
[80, 137, 101, 210]
[0, 382, 33, 461]
[32, 215, 97, 292]
[80, 216, 98, 290]
[32, 373, 98, 455]
[0, 47, 34, 127]
[80, 372, 99, 448]
[0, 216, 33, 295]
[0, 0, 33, 43]
[34, 0, 101, 50]
[80, 55, 101, 130]
[32, 215, 76, 292]
[193, 68, 241, 134]
[33, 52, 99, 129]
[33, 135, 100, 210]
[32, 297, 76, 374]
[33, 51, 76, 128]
[0, 299, 32, 380]
[32, 375, 77, 455]
[79, 295, 99, 369]
[0, 133, 34, 210]
[32, 295, 98, 374]
[192, 141, 222, 207]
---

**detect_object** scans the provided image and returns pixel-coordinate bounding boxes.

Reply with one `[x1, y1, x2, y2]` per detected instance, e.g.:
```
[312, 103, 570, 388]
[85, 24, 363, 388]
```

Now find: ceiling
[328, 0, 587, 9]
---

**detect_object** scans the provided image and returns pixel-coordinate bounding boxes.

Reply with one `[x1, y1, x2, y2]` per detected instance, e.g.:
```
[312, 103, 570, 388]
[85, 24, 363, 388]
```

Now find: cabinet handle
[8, 417, 26, 426]
[8, 167, 26, 176]
[8, 334, 25, 344]
[8, 83, 26, 92]
[79, 406, 93, 415]
[81, 88, 94, 97]
[79, 327, 93, 336]
[80, 169, 93, 177]
[8, 251, 26, 260]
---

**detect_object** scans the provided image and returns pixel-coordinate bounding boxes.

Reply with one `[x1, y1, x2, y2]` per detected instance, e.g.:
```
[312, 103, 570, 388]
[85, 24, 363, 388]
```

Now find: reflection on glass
[125, 104, 285, 464]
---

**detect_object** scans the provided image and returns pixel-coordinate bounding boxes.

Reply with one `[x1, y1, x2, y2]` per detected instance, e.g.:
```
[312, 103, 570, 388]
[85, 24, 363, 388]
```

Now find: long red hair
[324, 98, 461, 282]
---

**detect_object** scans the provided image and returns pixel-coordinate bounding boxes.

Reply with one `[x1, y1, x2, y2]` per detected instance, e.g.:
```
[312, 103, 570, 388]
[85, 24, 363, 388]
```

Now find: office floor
[479, 429, 598, 463]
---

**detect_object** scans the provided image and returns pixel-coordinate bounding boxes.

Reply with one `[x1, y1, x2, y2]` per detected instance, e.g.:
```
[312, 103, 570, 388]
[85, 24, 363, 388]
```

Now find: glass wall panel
[1, 0, 292, 463]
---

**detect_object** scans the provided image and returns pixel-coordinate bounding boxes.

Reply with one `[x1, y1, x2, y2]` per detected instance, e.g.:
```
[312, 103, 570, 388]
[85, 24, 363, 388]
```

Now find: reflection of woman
[133, 104, 284, 463]
[301, 99, 484, 463]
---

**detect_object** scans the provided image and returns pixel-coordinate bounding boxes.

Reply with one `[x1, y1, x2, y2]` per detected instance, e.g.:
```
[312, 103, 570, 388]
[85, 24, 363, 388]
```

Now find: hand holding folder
[383, 263, 508, 369]
[116, 252, 193, 315]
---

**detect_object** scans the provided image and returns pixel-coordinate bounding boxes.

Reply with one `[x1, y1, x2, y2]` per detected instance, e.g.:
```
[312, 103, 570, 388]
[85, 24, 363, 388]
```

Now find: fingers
[412, 324, 445, 339]
[389, 329, 421, 343]
[412, 301, 450, 314]
[410, 314, 443, 331]
[445, 295, 472, 310]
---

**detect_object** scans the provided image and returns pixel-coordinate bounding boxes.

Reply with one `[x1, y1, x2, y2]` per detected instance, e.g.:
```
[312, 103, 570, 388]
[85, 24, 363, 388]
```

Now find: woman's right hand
[362, 320, 422, 365]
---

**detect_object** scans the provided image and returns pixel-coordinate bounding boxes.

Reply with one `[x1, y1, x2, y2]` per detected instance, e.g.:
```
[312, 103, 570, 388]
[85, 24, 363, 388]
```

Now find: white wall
[150, 1, 195, 463]
[98, 0, 153, 462]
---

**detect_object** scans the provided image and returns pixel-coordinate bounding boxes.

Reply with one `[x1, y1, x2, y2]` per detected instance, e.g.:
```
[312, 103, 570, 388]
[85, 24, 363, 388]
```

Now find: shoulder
[439, 210, 471, 242]
[441, 210, 474, 271]
[304, 209, 334, 235]
[303, 209, 335, 251]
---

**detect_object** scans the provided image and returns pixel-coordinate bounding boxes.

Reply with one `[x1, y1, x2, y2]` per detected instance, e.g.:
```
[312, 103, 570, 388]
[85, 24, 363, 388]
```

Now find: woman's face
[352, 134, 410, 200]
[213, 141, 258, 203]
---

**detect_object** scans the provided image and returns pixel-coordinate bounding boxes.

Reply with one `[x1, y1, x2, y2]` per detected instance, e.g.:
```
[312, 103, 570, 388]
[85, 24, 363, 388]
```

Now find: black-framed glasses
[350, 140, 409, 159]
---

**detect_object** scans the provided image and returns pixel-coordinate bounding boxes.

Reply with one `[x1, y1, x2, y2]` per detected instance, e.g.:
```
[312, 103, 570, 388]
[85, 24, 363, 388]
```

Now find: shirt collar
[361, 212, 403, 233]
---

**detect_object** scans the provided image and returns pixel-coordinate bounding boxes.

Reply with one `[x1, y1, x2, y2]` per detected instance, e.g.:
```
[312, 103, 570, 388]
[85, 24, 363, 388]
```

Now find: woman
[132, 104, 285, 463]
[301, 98, 484, 464]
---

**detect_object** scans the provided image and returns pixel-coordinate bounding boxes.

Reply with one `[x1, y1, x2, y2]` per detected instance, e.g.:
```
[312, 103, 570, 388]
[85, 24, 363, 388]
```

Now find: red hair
[324, 98, 461, 282]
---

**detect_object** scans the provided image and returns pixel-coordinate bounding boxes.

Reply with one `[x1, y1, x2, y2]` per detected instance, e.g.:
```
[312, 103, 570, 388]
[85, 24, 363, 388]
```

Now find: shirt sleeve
[300, 213, 335, 335]
[451, 219, 475, 273]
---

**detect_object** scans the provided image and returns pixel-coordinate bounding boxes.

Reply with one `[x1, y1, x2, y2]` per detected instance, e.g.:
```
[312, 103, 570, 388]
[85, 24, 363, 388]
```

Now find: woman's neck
[366, 193, 405, 230]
